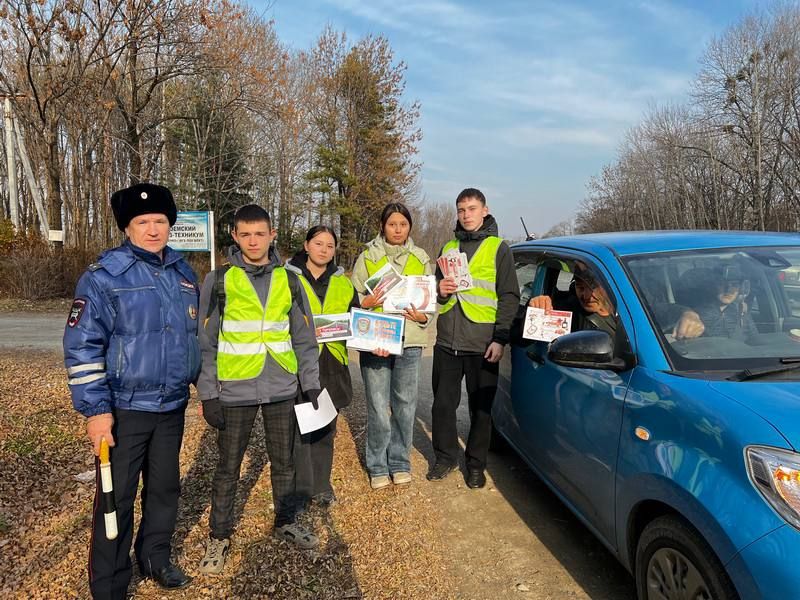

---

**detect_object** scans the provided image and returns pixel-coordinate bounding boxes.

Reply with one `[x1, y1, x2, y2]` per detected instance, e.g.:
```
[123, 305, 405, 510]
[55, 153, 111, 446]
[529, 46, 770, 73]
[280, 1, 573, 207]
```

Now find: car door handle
[526, 344, 546, 364]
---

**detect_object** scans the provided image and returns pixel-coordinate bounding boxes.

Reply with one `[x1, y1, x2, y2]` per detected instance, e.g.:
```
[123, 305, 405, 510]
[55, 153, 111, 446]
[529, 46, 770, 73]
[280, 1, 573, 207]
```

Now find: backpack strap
[209, 264, 232, 326]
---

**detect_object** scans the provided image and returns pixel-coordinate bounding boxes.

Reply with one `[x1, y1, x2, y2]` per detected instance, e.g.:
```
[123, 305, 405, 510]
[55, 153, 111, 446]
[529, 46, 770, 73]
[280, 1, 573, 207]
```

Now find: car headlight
[746, 446, 800, 530]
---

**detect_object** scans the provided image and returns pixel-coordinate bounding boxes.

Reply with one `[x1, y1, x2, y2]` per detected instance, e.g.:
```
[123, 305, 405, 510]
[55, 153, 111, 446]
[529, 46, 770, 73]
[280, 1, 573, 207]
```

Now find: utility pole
[2, 96, 19, 229]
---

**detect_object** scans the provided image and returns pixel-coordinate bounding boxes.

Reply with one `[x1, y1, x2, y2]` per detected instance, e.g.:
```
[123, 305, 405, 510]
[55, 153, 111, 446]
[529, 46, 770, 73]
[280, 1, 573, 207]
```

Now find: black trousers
[296, 416, 338, 501]
[295, 348, 350, 502]
[89, 408, 185, 600]
[209, 399, 303, 539]
[431, 345, 499, 471]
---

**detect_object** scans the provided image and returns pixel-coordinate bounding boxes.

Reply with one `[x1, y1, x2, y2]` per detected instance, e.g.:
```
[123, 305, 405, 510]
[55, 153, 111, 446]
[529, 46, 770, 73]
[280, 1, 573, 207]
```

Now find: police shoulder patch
[67, 298, 87, 328]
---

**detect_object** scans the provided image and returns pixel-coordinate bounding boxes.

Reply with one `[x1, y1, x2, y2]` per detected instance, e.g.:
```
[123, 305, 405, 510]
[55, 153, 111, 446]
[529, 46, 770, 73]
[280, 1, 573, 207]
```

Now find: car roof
[514, 230, 800, 257]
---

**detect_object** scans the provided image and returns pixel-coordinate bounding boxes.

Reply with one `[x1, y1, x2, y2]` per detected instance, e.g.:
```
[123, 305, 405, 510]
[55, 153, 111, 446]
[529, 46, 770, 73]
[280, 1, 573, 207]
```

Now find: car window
[779, 249, 800, 318]
[514, 252, 539, 307]
[625, 246, 800, 372]
[537, 255, 619, 338]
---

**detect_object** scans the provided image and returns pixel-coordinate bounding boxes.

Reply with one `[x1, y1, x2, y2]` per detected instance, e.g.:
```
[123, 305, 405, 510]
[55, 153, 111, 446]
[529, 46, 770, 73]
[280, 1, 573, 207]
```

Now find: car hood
[709, 381, 800, 450]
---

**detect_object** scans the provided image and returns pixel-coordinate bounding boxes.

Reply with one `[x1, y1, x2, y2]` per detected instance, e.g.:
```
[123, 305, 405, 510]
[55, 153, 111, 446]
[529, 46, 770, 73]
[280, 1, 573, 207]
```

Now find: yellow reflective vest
[217, 266, 298, 380]
[365, 253, 425, 313]
[298, 273, 354, 366]
[438, 236, 502, 323]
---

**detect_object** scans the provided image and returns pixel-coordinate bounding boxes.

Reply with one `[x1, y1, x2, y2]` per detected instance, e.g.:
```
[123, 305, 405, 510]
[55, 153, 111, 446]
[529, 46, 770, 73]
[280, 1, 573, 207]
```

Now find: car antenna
[520, 217, 536, 241]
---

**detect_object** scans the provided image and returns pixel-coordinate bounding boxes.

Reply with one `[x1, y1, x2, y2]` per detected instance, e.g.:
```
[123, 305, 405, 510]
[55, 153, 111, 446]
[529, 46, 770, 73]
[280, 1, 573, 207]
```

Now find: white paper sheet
[294, 388, 338, 434]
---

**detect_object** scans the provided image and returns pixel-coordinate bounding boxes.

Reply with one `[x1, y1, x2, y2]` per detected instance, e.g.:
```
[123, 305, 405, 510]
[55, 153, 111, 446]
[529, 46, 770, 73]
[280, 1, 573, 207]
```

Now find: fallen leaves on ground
[0, 350, 456, 599]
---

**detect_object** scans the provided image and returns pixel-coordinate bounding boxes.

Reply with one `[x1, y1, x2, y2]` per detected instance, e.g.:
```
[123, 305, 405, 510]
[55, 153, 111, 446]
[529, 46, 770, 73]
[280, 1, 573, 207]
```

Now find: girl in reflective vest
[350, 203, 435, 489]
[286, 226, 359, 506]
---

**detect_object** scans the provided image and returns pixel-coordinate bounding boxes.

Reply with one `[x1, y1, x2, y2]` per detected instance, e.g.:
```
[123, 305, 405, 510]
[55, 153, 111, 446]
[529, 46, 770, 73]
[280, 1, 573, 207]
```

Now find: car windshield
[624, 246, 800, 373]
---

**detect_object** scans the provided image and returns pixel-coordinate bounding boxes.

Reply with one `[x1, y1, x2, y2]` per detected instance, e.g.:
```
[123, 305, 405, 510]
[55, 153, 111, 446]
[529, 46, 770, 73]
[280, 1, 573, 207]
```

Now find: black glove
[302, 388, 322, 410]
[202, 398, 226, 430]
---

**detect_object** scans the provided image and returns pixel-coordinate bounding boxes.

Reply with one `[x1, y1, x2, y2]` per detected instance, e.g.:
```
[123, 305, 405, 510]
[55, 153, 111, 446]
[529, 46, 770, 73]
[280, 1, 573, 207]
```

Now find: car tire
[635, 515, 738, 600]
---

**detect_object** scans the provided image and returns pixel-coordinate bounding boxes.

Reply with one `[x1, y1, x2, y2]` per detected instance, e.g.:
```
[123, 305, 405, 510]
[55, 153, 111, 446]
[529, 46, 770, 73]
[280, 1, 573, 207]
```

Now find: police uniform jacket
[64, 240, 201, 417]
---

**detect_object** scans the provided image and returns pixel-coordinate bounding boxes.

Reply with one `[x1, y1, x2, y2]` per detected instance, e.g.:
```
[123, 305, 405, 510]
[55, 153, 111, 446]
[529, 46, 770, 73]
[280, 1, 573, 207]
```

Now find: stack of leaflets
[437, 249, 473, 292]
[382, 275, 437, 313]
[522, 307, 573, 342]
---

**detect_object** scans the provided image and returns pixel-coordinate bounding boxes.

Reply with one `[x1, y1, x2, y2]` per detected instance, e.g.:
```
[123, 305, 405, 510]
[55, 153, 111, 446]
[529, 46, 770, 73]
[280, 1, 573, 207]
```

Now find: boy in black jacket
[428, 188, 520, 488]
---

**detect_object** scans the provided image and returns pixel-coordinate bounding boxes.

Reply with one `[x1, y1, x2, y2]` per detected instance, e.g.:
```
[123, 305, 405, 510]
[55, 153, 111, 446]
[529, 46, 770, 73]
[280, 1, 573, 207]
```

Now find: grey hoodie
[196, 245, 320, 406]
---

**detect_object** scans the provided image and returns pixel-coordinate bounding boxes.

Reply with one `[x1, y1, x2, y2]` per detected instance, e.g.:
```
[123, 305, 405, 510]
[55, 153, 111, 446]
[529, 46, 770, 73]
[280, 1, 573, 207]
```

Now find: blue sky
[251, 0, 758, 238]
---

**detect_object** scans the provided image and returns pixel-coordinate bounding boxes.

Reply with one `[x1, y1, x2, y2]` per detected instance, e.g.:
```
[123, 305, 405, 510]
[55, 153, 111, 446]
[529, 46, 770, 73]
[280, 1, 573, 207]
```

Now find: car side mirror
[547, 330, 632, 371]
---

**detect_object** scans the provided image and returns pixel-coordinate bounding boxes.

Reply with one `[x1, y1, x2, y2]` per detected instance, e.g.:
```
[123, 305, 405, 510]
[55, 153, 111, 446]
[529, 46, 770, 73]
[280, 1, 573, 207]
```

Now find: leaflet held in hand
[522, 307, 573, 342]
[294, 388, 337, 434]
[383, 275, 437, 313]
[437, 249, 472, 292]
[364, 263, 404, 297]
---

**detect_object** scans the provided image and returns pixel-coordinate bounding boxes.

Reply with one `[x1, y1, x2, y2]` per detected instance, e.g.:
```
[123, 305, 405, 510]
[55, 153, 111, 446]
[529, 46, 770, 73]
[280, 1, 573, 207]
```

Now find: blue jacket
[63, 241, 201, 417]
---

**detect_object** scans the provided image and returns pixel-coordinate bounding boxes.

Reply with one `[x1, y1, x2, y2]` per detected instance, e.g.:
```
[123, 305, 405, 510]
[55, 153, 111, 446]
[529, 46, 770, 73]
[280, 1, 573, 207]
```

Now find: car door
[508, 249, 634, 545]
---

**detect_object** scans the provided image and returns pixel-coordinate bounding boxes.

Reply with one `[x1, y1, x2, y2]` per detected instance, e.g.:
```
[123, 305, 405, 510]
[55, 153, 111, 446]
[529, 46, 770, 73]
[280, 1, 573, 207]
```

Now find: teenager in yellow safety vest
[286, 225, 360, 507]
[428, 188, 520, 489]
[196, 204, 322, 575]
[351, 203, 435, 490]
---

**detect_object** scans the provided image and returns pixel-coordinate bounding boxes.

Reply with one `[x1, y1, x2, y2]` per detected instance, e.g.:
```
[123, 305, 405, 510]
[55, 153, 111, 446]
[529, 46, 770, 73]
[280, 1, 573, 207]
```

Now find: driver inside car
[528, 262, 617, 336]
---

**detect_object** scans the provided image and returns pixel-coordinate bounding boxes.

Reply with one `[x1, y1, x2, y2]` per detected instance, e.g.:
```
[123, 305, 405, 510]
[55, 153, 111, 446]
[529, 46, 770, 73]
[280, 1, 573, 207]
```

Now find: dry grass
[0, 350, 456, 599]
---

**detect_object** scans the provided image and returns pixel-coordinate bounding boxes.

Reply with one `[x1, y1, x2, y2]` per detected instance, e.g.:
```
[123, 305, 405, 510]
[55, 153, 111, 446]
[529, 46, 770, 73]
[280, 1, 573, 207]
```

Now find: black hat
[110, 183, 178, 231]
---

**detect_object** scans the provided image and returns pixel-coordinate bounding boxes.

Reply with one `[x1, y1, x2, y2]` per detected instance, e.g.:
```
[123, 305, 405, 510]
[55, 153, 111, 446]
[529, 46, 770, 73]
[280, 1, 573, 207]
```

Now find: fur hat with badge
[110, 183, 178, 231]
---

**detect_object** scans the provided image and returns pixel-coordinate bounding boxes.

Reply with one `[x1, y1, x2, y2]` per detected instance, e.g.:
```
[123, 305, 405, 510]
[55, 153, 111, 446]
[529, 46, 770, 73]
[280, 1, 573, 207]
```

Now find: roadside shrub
[0, 231, 104, 300]
[0, 220, 218, 299]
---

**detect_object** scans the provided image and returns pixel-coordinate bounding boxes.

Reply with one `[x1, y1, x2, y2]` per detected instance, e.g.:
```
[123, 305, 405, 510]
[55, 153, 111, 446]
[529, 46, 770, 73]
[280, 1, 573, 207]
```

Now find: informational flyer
[364, 263, 404, 297]
[294, 389, 338, 434]
[312, 313, 352, 342]
[346, 309, 405, 355]
[437, 249, 472, 292]
[522, 307, 573, 342]
[383, 275, 437, 313]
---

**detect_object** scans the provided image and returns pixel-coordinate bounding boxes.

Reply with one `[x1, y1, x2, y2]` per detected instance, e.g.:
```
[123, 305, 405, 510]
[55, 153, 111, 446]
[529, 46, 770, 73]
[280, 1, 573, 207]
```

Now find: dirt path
[405, 354, 636, 599]
[0, 313, 637, 598]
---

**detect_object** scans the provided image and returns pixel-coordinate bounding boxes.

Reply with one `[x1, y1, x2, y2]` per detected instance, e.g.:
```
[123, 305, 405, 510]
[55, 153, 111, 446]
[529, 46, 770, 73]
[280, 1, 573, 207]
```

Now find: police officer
[64, 183, 199, 599]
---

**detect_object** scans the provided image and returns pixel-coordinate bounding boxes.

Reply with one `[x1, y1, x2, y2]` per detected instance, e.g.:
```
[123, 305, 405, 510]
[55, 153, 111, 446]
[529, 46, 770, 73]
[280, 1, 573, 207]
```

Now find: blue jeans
[360, 346, 422, 477]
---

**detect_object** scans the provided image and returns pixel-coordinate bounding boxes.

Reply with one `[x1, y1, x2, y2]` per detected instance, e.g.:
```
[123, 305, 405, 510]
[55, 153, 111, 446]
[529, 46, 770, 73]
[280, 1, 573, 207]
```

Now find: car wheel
[635, 515, 738, 600]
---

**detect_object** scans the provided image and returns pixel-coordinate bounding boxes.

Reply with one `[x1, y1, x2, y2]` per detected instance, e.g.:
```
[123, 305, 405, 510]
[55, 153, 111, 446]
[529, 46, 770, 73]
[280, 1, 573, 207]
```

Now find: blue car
[492, 231, 800, 600]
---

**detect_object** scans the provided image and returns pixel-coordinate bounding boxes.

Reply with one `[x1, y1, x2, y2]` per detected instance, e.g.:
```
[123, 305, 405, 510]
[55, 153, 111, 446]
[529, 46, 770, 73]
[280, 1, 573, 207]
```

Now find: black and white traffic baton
[99, 438, 118, 540]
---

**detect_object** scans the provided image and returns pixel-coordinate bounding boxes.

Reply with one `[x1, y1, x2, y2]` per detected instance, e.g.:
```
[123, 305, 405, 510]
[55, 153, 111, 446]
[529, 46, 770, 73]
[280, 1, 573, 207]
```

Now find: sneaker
[392, 471, 412, 485]
[426, 462, 458, 481]
[273, 522, 319, 549]
[370, 475, 391, 489]
[198, 537, 230, 575]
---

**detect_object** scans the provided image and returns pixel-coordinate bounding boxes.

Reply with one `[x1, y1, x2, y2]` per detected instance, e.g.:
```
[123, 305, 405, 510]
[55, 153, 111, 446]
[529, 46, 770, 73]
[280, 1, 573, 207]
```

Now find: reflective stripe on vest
[364, 252, 425, 313]
[439, 236, 502, 323]
[217, 266, 298, 380]
[298, 273, 354, 366]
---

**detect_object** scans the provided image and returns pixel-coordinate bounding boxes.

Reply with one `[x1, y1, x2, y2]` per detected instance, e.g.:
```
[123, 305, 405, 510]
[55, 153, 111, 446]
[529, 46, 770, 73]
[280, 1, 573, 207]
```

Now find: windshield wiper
[728, 358, 800, 381]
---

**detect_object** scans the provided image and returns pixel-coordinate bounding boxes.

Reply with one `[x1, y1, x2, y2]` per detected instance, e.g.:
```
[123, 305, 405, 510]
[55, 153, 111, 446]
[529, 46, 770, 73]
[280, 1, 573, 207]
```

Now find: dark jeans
[89, 408, 185, 600]
[431, 345, 499, 471]
[209, 400, 303, 539]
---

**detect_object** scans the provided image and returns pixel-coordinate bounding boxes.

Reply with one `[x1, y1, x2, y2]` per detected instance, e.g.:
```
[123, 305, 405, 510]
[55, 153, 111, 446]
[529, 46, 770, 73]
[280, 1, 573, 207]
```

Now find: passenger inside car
[671, 265, 760, 343]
